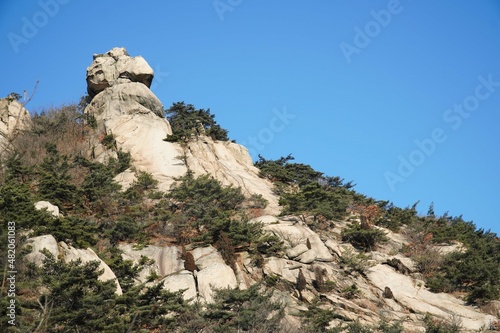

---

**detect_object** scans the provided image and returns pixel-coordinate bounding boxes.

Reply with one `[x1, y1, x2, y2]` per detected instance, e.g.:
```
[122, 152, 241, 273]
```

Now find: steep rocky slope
[26, 207, 499, 332]
[19, 48, 500, 332]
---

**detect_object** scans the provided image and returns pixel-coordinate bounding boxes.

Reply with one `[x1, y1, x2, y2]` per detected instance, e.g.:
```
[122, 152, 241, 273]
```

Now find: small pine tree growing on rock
[297, 269, 307, 300]
[184, 251, 196, 272]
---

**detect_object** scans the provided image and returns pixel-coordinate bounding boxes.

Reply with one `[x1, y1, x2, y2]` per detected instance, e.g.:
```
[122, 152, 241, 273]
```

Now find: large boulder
[24, 235, 59, 266]
[162, 271, 197, 301]
[197, 263, 238, 303]
[86, 47, 154, 98]
[191, 246, 238, 303]
[192, 245, 226, 270]
[35, 201, 60, 218]
[86, 82, 165, 121]
[24, 235, 122, 295]
[59, 242, 123, 295]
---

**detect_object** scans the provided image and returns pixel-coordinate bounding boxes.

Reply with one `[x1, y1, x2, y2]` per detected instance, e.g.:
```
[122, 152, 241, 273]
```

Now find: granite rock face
[24, 235, 122, 295]
[84, 47, 279, 214]
[0, 98, 32, 159]
[86, 47, 154, 98]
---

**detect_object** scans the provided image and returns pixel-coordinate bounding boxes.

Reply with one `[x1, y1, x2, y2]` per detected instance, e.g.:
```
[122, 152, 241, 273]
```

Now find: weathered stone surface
[86, 47, 154, 98]
[59, 242, 123, 295]
[263, 257, 307, 284]
[86, 82, 165, 121]
[192, 246, 225, 271]
[162, 271, 197, 301]
[0, 98, 31, 159]
[324, 238, 343, 257]
[84, 48, 280, 215]
[248, 215, 279, 225]
[286, 243, 309, 259]
[24, 235, 59, 266]
[119, 243, 184, 283]
[367, 264, 496, 331]
[184, 136, 280, 215]
[35, 201, 60, 218]
[197, 263, 238, 303]
[190, 246, 240, 302]
[264, 222, 334, 262]
[298, 249, 317, 264]
[24, 235, 122, 295]
[384, 258, 412, 275]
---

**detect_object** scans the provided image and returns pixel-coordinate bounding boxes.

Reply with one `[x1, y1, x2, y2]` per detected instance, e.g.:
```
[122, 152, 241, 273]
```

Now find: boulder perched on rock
[83, 47, 280, 214]
[86, 47, 154, 98]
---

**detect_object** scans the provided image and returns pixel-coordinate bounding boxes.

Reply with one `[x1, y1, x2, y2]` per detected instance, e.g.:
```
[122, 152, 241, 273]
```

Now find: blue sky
[1, 1, 499, 234]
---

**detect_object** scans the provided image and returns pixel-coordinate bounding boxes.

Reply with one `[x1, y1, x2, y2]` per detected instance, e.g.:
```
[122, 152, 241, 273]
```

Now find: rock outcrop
[24, 235, 122, 295]
[118, 243, 185, 283]
[84, 47, 279, 214]
[86, 47, 154, 98]
[0, 98, 31, 159]
[367, 264, 497, 330]
[19, 48, 499, 332]
[118, 244, 238, 303]
[35, 201, 60, 218]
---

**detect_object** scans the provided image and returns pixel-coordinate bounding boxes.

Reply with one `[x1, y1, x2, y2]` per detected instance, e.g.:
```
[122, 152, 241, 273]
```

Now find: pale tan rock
[119, 243, 184, 283]
[59, 242, 123, 295]
[24, 235, 59, 266]
[0, 98, 32, 159]
[367, 264, 496, 331]
[35, 201, 60, 218]
[286, 243, 309, 259]
[197, 263, 238, 303]
[24, 235, 122, 295]
[192, 246, 225, 270]
[264, 221, 334, 262]
[298, 249, 317, 264]
[248, 215, 279, 225]
[84, 48, 280, 215]
[86, 47, 154, 98]
[263, 257, 312, 284]
[162, 271, 197, 301]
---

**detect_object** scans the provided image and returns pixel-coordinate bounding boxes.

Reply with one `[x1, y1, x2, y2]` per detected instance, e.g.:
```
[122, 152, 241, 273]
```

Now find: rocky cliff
[84, 47, 279, 214]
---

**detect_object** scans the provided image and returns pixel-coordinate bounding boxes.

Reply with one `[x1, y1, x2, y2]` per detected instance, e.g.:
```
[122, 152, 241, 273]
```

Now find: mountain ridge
[0, 47, 499, 332]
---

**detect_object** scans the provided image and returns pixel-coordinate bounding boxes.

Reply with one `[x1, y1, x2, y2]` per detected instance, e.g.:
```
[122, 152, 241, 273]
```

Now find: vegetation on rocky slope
[1, 101, 499, 332]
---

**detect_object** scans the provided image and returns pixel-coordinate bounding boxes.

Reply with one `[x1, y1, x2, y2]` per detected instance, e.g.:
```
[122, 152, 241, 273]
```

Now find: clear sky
[1, 1, 499, 234]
